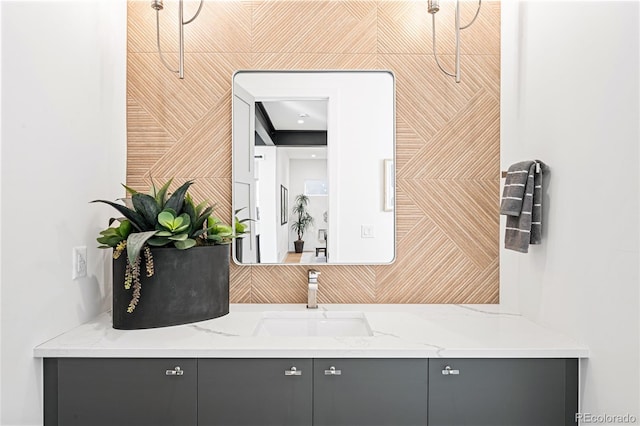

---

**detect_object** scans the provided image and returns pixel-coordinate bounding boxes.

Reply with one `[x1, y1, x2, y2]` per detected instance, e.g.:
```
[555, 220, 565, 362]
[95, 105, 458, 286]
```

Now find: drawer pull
[165, 366, 184, 376]
[324, 366, 342, 376]
[285, 366, 302, 376]
[442, 365, 459, 376]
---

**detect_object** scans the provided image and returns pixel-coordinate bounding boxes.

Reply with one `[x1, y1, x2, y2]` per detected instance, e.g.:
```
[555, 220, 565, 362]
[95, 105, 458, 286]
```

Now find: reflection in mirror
[233, 71, 395, 265]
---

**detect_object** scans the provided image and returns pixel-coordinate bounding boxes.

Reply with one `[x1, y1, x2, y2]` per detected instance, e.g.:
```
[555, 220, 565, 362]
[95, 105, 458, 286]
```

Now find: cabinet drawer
[313, 358, 428, 426]
[429, 358, 578, 426]
[47, 358, 197, 426]
[198, 358, 312, 426]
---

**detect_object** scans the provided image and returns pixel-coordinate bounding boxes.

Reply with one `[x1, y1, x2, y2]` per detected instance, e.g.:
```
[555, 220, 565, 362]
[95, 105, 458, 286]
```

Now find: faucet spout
[307, 269, 320, 309]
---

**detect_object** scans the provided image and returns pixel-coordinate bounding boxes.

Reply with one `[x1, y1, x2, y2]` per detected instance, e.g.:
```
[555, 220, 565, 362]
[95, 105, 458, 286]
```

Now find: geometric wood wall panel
[127, 0, 501, 304]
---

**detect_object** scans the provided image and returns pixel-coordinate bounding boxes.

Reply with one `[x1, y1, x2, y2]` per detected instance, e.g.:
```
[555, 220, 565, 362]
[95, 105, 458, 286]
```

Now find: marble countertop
[33, 304, 589, 358]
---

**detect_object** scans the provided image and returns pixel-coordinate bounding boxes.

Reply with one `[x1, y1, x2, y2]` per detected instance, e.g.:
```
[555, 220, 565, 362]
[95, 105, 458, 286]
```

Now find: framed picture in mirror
[280, 185, 288, 225]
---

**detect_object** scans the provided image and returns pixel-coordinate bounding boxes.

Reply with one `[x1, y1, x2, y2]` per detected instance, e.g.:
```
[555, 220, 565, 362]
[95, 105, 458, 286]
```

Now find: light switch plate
[72, 246, 87, 280]
[361, 225, 375, 238]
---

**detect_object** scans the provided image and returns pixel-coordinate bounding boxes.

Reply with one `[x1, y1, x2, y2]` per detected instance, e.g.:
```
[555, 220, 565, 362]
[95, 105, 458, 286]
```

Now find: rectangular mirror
[232, 71, 395, 265]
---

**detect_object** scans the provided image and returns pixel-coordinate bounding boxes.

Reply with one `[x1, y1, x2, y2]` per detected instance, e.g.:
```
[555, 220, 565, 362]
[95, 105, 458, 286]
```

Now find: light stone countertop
[33, 304, 589, 358]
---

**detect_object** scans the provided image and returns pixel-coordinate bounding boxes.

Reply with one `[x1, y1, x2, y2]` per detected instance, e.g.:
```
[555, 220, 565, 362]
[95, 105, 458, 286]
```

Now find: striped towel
[500, 160, 546, 253]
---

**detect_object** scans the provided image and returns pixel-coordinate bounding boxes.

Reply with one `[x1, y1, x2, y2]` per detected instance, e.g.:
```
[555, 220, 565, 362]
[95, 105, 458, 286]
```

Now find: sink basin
[253, 311, 373, 337]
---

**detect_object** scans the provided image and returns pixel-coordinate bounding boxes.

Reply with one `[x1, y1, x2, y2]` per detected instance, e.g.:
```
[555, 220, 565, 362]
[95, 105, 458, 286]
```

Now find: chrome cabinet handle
[165, 366, 184, 376]
[285, 366, 302, 376]
[441, 365, 460, 376]
[324, 366, 342, 376]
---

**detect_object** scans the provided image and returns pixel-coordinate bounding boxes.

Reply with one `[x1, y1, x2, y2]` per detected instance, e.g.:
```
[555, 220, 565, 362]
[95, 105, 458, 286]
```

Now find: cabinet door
[198, 358, 312, 426]
[313, 358, 428, 426]
[429, 358, 578, 426]
[49, 358, 197, 426]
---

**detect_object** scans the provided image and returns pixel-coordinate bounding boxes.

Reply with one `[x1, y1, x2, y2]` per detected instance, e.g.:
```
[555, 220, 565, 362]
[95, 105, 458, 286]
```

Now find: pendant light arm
[431, 14, 456, 78]
[428, 0, 481, 83]
[156, 10, 179, 74]
[183, 0, 204, 25]
[460, 0, 482, 30]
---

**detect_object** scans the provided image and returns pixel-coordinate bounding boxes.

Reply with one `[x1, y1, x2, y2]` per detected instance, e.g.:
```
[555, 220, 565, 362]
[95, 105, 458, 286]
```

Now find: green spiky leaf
[164, 180, 193, 214]
[193, 206, 213, 231]
[155, 178, 173, 209]
[91, 199, 148, 231]
[121, 184, 139, 196]
[191, 228, 206, 238]
[183, 195, 198, 233]
[126, 231, 158, 265]
[132, 193, 160, 229]
[196, 200, 211, 216]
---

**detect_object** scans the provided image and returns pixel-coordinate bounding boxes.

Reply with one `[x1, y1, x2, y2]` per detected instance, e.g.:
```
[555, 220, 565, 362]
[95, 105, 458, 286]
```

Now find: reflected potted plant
[291, 194, 314, 253]
[232, 207, 253, 262]
[92, 179, 235, 330]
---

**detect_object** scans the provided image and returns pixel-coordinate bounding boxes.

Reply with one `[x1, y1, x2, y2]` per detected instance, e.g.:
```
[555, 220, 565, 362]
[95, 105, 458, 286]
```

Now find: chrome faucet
[307, 269, 320, 309]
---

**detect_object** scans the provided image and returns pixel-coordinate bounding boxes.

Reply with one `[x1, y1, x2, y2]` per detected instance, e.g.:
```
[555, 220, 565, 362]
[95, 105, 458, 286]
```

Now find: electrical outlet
[72, 246, 87, 280]
[361, 225, 375, 238]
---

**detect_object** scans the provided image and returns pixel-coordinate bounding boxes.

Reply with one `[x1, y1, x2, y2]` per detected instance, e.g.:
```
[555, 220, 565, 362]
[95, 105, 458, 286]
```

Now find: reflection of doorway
[232, 84, 258, 264]
[287, 153, 328, 256]
[253, 99, 329, 264]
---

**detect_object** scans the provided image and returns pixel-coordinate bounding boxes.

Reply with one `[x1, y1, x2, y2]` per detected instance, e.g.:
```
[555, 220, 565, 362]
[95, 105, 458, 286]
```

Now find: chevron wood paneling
[252, 1, 377, 54]
[398, 88, 500, 180]
[127, 0, 501, 305]
[378, 0, 500, 55]
[315, 265, 376, 304]
[128, 0, 252, 53]
[230, 261, 252, 303]
[253, 53, 378, 70]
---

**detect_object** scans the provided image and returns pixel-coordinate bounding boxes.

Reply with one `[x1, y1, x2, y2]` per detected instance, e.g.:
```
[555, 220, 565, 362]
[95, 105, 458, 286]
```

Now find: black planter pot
[112, 245, 230, 330]
[294, 240, 304, 253]
[235, 237, 243, 263]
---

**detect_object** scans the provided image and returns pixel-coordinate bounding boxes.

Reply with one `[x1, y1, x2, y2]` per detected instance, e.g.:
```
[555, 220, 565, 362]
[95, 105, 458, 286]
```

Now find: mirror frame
[231, 70, 396, 266]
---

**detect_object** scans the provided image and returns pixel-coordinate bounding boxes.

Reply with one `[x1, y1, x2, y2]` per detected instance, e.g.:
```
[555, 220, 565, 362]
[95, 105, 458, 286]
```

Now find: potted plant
[290, 194, 314, 253]
[233, 207, 252, 262]
[93, 179, 235, 330]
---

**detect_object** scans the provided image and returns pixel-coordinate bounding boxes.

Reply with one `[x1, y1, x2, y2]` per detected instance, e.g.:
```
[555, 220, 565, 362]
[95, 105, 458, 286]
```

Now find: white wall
[0, 3, 3, 422]
[501, 0, 639, 418]
[0, 1, 127, 424]
[255, 146, 278, 262]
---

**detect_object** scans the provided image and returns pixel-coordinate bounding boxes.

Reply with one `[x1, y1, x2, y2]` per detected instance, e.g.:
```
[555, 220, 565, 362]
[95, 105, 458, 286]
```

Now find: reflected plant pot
[235, 237, 243, 263]
[294, 240, 304, 253]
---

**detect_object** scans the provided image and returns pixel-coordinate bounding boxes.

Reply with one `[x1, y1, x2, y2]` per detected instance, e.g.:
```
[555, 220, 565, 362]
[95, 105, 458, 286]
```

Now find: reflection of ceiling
[279, 146, 327, 160]
[261, 100, 327, 131]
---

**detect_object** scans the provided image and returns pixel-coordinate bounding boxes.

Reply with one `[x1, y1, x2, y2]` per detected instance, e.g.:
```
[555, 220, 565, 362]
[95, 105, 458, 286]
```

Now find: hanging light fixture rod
[152, 0, 204, 79]
[428, 0, 481, 83]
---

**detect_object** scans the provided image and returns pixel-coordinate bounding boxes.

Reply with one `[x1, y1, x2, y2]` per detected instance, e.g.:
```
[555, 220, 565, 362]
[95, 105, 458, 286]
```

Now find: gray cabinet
[44, 358, 197, 426]
[313, 358, 428, 426]
[198, 358, 313, 426]
[44, 357, 578, 426]
[428, 358, 578, 426]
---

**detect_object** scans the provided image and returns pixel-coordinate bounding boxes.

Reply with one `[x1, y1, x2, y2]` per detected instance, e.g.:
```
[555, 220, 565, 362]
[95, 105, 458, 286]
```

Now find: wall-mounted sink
[253, 311, 373, 337]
